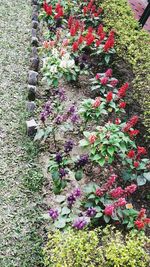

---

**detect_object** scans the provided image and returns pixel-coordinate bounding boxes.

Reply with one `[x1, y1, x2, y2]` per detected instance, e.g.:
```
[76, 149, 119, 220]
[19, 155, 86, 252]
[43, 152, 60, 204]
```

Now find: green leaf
[103, 215, 110, 223]
[88, 194, 96, 199]
[95, 212, 103, 218]
[98, 158, 105, 166]
[55, 195, 66, 203]
[127, 221, 134, 229]
[61, 207, 70, 215]
[107, 146, 115, 156]
[51, 171, 60, 182]
[75, 170, 83, 181]
[79, 139, 89, 147]
[137, 175, 147, 186]
[54, 218, 66, 229]
[143, 172, 150, 181]
[34, 129, 45, 141]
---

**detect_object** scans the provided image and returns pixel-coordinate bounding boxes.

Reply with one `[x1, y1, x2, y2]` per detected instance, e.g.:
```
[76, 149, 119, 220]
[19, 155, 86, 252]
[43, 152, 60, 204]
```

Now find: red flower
[106, 91, 113, 102]
[105, 68, 112, 77]
[92, 97, 101, 108]
[127, 150, 135, 159]
[115, 118, 121, 125]
[100, 77, 108, 85]
[137, 146, 147, 155]
[83, 6, 88, 15]
[129, 129, 139, 138]
[143, 218, 150, 224]
[134, 220, 145, 230]
[117, 83, 129, 99]
[109, 187, 124, 198]
[89, 134, 96, 144]
[43, 2, 52, 16]
[97, 24, 103, 36]
[96, 40, 101, 47]
[68, 16, 74, 28]
[86, 34, 95, 45]
[78, 35, 84, 45]
[104, 35, 115, 52]
[95, 188, 104, 197]
[110, 79, 118, 87]
[133, 161, 139, 168]
[123, 115, 139, 133]
[104, 205, 114, 216]
[119, 102, 126, 109]
[70, 26, 76, 36]
[72, 41, 79, 52]
[138, 208, 146, 220]
[100, 32, 106, 41]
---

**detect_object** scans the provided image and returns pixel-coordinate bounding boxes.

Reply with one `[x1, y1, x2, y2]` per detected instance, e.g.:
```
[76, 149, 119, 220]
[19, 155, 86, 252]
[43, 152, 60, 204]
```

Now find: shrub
[43, 229, 104, 267]
[101, 0, 150, 137]
[43, 227, 150, 267]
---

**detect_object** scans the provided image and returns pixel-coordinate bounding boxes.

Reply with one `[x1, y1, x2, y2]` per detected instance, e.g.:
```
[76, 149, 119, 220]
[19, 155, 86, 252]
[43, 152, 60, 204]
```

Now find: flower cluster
[134, 208, 150, 230]
[43, 1, 64, 19]
[67, 188, 81, 207]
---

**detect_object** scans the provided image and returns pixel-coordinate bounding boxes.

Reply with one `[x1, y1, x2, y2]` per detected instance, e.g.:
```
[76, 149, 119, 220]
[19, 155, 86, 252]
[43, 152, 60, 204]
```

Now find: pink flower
[109, 187, 124, 198]
[138, 208, 146, 220]
[104, 205, 114, 216]
[95, 73, 100, 80]
[100, 77, 108, 85]
[95, 188, 104, 197]
[89, 134, 96, 144]
[115, 118, 121, 125]
[117, 83, 129, 98]
[115, 197, 127, 207]
[110, 79, 118, 87]
[92, 97, 101, 108]
[125, 184, 137, 194]
[105, 68, 112, 77]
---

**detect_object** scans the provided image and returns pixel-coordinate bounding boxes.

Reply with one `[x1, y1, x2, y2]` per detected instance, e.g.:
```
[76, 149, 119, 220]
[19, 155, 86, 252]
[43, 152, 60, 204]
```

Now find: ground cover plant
[34, 0, 150, 265]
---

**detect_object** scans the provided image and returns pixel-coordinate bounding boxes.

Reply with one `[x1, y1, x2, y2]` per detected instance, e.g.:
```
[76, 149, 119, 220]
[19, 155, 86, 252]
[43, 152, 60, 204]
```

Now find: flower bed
[30, 0, 150, 265]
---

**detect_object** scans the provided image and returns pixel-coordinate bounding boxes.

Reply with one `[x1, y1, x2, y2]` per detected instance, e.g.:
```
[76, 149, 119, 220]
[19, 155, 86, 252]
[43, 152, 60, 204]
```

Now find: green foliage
[43, 227, 150, 267]
[101, 0, 150, 136]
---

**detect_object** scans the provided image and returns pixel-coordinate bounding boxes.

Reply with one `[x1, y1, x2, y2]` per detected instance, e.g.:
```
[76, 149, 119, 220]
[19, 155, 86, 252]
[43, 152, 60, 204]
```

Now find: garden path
[0, 1, 43, 266]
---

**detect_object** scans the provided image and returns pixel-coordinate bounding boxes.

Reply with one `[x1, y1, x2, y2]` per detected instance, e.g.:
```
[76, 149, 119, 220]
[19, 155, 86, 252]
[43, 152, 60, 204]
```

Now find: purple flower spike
[86, 207, 97, 217]
[74, 188, 81, 198]
[73, 217, 88, 230]
[55, 115, 63, 125]
[71, 114, 80, 124]
[57, 88, 67, 102]
[68, 105, 76, 114]
[55, 152, 62, 163]
[49, 209, 59, 220]
[40, 112, 46, 123]
[67, 194, 76, 206]
[75, 154, 89, 169]
[59, 168, 68, 178]
[64, 140, 74, 153]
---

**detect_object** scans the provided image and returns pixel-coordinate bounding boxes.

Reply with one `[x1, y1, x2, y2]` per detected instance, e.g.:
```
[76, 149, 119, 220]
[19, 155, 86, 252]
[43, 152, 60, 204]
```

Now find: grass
[0, 0, 44, 266]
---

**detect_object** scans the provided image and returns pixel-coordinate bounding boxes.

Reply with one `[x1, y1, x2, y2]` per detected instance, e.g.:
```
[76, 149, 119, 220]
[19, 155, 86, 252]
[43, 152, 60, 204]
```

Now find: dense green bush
[43, 227, 149, 267]
[101, 0, 150, 137]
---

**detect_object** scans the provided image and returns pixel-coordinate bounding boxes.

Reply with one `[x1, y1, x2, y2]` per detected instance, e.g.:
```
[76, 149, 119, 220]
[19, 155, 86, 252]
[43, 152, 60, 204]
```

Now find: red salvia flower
[106, 91, 113, 102]
[133, 161, 139, 168]
[137, 146, 147, 155]
[119, 102, 126, 109]
[138, 208, 146, 220]
[100, 77, 108, 85]
[110, 79, 118, 87]
[124, 184, 137, 195]
[72, 41, 79, 52]
[117, 83, 129, 98]
[105, 68, 112, 77]
[127, 150, 135, 158]
[109, 187, 124, 198]
[134, 220, 145, 230]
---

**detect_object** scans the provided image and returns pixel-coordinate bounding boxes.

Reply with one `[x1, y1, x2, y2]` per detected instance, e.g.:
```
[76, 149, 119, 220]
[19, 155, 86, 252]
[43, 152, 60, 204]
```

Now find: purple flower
[74, 188, 81, 197]
[55, 115, 63, 125]
[71, 114, 80, 124]
[57, 88, 67, 102]
[75, 154, 89, 169]
[86, 207, 97, 217]
[67, 194, 76, 206]
[49, 209, 59, 220]
[55, 152, 62, 163]
[59, 168, 68, 178]
[73, 217, 88, 230]
[67, 188, 81, 207]
[68, 105, 76, 114]
[64, 140, 74, 153]
[40, 112, 46, 123]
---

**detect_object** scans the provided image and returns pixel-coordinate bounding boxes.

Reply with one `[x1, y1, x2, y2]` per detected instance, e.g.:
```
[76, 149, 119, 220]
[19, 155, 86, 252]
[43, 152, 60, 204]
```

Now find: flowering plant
[34, 89, 79, 144]
[79, 121, 136, 166]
